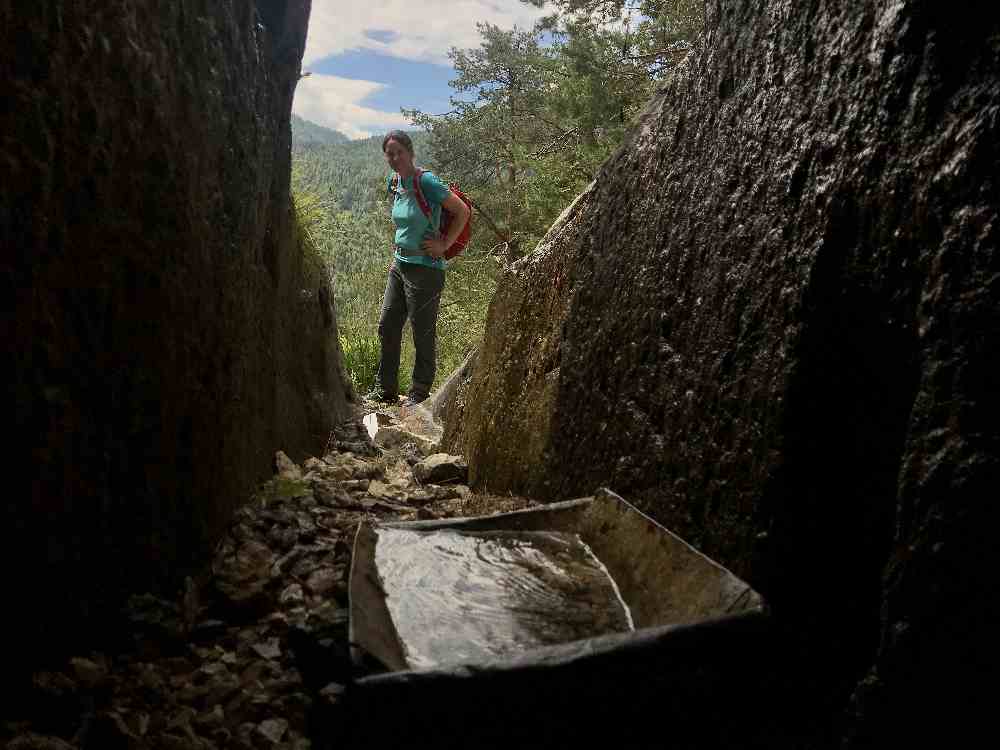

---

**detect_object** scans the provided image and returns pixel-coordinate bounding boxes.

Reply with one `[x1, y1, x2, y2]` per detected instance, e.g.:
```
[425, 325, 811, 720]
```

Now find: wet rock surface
[2, 406, 535, 749]
[442, 1, 999, 745]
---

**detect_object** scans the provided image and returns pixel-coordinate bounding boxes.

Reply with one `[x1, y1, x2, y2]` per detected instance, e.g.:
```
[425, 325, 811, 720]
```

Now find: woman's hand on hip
[421, 236, 447, 259]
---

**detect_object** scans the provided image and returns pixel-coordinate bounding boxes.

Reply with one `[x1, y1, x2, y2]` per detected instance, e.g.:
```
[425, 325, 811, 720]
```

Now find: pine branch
[529, 127, 580, 159]
[466, 196, 510, 246]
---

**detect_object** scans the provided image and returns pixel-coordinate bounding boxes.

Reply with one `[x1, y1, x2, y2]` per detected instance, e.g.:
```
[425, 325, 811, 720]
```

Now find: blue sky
[292, 1, 547, 140]
[310, 51, 455, 128]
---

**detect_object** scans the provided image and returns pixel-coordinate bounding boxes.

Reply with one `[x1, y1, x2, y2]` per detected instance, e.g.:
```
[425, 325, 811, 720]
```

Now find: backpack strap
[410, 168, 436, 229]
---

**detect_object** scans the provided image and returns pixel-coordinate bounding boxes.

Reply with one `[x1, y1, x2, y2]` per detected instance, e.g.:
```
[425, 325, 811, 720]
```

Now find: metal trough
[335, 488, 775, 748]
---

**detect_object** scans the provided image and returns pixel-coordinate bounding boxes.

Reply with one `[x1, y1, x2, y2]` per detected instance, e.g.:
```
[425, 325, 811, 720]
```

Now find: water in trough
[374, 527, 635, 669]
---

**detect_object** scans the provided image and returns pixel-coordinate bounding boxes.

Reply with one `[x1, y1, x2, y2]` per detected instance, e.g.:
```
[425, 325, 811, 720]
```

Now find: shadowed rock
[412, 454, 469, 486]
[1, 0, 349, 680]
[443, 1, 999, 745]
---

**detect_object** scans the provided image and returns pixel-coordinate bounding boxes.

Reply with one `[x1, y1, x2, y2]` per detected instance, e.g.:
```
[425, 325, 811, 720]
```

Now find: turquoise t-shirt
[389, 170, 450, 269]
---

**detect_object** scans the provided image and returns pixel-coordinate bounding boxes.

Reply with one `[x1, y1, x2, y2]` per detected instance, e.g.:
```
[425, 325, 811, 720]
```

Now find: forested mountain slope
[291, 113, 350, 146]
[292, 127, 431, 214]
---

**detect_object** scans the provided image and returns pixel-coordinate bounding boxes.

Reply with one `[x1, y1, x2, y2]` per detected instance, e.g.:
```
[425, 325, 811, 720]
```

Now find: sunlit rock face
[1, 0, 351, 665]
[445, 1, 998, 744]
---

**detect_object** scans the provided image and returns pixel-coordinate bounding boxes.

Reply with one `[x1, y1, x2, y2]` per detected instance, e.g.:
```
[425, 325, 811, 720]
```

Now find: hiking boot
[400, 394, 428, 408]
[364, 389, 397, 405]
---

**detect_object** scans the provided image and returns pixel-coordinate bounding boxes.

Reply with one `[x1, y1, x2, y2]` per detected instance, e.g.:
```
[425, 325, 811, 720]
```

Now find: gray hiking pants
[375, 260, 445, 400]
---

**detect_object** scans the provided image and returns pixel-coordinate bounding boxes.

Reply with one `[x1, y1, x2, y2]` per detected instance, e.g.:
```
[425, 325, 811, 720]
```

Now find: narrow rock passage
[5, 401, 536, 750]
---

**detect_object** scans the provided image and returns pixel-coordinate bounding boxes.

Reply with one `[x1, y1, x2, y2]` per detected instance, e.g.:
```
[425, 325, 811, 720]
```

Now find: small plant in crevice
[338, 332, 380, 395]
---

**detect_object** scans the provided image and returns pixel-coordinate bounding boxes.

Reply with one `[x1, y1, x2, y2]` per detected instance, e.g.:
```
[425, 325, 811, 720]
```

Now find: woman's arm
[422, 190, 472, 259]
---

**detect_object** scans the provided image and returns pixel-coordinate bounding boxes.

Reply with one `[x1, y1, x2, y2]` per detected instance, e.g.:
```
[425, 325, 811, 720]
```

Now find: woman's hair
[382, 129, 414, 155]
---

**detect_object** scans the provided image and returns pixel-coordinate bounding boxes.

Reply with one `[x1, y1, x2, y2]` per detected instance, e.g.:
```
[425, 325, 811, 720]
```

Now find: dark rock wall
[442, 196, 586, 494]
[446, 0, 998, 742]
[1, 0, 351, 666]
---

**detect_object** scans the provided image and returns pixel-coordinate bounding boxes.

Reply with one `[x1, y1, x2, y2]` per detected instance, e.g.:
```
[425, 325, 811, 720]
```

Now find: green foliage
[327, 229, 500, 396]
[255, 476, 312, 506]
[291, 189, 333, 290]
[338, 332, 381, 394]
[404, 0, 704, 250]
[524, 0, 704, 64]
[404, 24, 553, 247]
[291, 126, 498, 396]
[288, 0, 707, 397]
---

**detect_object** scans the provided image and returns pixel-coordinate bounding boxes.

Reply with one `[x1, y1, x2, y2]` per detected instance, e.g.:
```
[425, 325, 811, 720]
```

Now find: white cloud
[292, 74, 409, 140]
[294, 2, 548, 139]
[303, 0, 548, 66]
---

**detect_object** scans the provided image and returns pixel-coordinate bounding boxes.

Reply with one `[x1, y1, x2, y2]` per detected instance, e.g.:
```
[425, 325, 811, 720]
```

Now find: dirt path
[4, 402, 535, 750]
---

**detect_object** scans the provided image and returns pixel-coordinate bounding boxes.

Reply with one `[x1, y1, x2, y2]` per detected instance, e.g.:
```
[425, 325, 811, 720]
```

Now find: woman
[370, 130, 472, 407]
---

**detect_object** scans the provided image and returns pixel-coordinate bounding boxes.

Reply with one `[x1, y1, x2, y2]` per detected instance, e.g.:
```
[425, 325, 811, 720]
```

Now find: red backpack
[390, 169, 472, 260]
